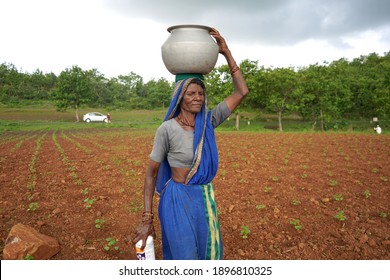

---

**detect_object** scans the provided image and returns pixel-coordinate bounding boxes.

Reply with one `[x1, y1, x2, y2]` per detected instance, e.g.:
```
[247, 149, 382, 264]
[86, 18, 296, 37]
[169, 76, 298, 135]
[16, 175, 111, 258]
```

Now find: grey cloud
[103, 0, 390, 46]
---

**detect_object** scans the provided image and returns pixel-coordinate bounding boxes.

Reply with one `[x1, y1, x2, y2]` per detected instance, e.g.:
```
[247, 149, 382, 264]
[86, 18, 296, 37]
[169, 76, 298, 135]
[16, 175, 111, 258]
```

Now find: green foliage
[104, 238, 119, 251]
[256, 204, 266, 210]
[328, 179, 338, 187]
[84, 198, 96, 209]
[289, 219, 303, 230]
[53, 66, 89, 110]
[379, 212, 387, 219]
[291, 199, 301, 206]
[240, 225, 251, 239]
[28, 202, 39, 212]
[333, 194, 344, 201]
[23, 254, 34, 260]
[2, 51, 390, 127]
[363, 190, 371, 198]
[334, 210, 347, 221]
[95, 219, 105, 229]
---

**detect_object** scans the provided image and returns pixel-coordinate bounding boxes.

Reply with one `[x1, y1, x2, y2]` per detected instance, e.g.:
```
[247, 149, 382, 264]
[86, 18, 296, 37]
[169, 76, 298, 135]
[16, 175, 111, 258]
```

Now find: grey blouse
[149, 101, 231, 168]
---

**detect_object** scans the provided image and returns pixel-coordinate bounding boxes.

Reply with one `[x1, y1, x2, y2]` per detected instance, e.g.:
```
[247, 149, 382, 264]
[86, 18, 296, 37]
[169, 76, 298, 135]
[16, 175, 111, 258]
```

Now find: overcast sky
[1, 0, 389, 82]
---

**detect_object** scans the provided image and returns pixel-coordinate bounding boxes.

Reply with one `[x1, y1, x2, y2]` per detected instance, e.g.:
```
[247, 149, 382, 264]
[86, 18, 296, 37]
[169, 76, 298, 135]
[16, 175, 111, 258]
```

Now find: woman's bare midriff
[171, 167, 191, 183]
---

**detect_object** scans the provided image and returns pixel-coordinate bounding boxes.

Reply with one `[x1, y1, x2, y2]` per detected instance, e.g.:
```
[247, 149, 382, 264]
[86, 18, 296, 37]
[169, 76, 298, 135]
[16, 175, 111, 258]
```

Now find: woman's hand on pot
[210, 28, 229, 55]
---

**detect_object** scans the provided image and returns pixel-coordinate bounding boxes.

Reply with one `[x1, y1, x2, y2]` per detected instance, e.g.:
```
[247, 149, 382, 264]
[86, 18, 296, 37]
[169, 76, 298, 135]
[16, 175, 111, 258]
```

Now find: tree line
[1, 51, 389, 130]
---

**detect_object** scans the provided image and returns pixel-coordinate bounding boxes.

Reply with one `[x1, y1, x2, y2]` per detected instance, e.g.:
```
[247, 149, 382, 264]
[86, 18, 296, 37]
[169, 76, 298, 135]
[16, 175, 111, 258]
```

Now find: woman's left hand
[210, 28, 229, 55]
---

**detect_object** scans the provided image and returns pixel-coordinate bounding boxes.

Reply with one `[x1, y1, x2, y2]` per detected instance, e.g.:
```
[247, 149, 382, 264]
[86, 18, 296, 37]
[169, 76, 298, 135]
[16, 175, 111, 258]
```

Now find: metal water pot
[161, 24, 219, 75]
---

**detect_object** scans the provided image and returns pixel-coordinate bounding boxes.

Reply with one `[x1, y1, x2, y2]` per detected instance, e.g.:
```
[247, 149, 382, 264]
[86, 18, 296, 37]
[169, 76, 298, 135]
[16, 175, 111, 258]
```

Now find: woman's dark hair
[189, 78, 205, 90]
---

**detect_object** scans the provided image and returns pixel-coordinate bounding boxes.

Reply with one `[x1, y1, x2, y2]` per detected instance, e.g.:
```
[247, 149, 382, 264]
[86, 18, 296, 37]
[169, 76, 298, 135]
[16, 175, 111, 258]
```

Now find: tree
[206, 59, 260, 130]
[299, 62, 352, 131]
[145, 78, 172, 109]
[262, 67, 300, 131]
[0, 63, 23, 102]
[53, 65, 93, 122]
[372, 52, 390, 119]
[86, 69, 110, 107]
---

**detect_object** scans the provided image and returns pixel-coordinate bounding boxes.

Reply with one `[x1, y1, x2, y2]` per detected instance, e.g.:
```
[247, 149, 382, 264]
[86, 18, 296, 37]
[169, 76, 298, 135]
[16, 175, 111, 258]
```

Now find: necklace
[177, 115, 195, 127]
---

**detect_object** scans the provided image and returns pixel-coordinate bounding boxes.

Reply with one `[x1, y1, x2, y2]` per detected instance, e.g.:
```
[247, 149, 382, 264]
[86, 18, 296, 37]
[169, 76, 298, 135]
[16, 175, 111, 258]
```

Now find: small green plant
[28, 202, 39, 212]
[334, 210, 347, 221]
[301, 173, 308, 179]
[263, 186, 272, 192]
[80, 188, 89, 195]
[23, 254, 34, 260]
[379, 212, 387, 219]
[333, 194, 344, 201]
[239, 178, 248, 184]
[271, 176, 279, 182]
[84, 198, 96, 209]
[363, 190, 371, 198]
[220, 169, 227, 177]
[240, 225, 250, 239]
[380, 176, 388, 182]
[371, 167, 379, 173]
[328, 179, 338, 187]
[127, 201, 143, 213]
[27, 181, 34, 192]
[256, 204, 266, 210]
[289, 219, 302, 230]
[291, 199, 301, 206]
[95, 219, 105, 229]
[104, 237, 119, 251]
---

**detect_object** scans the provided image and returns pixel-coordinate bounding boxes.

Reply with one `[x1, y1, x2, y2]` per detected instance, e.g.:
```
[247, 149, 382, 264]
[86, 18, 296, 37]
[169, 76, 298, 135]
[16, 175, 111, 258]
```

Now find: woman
[132, 28, 248, 260]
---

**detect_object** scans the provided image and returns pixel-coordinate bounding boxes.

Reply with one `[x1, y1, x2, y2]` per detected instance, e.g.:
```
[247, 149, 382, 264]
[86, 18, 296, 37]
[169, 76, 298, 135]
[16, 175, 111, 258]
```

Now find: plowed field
[1, 129, 389, 260]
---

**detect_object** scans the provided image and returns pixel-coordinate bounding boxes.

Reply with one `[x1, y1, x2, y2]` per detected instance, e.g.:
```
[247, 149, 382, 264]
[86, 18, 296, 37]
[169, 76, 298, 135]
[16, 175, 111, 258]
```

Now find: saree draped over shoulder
[155, 78, 223, 260]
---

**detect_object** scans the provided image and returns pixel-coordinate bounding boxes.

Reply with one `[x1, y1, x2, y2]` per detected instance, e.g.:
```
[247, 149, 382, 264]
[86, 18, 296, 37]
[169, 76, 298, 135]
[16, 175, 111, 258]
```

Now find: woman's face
[180, 83, 205, 113]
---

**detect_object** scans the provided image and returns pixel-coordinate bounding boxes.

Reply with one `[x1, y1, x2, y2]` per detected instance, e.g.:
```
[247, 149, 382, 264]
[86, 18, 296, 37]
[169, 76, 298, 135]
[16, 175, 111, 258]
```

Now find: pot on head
[161, 24, 219, 75]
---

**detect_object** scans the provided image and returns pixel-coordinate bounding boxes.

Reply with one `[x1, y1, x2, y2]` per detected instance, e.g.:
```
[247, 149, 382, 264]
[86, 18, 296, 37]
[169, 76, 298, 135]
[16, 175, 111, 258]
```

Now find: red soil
[1, 129, 389, 260]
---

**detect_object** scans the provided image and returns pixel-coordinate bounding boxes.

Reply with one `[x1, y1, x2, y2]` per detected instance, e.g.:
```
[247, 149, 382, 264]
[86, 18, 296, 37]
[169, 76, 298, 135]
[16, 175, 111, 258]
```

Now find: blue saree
[155, 78, 223, 260]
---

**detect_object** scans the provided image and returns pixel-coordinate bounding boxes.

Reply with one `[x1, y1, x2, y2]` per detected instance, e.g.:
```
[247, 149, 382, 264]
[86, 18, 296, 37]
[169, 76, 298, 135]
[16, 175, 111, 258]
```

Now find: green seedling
[289, 219, 302, 231]
[328, 179, 338, 187]
[256, 204, 266, 210]
[84, 198, 96, 209]
[363, 190, 371, 198]
[263, 186, 272, 192]
[240, 225, 250, 239]
[95, 219, 105, 229]
[291, 199, 301, 206]
[271, 176, 279, 182]
[28, 202, 39, 212]
[23, 254, 34, 260]
[379, 212, 387, 219]
[104, 237, 119, 251]
[334, 210, 347, 221]
[333, 194, 343, 201]
[80, 188, 89, 195]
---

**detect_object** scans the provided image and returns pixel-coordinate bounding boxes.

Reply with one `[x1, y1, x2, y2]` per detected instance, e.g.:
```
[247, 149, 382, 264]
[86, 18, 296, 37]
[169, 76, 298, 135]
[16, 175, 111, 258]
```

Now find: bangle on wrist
[142, 212, 154, 223]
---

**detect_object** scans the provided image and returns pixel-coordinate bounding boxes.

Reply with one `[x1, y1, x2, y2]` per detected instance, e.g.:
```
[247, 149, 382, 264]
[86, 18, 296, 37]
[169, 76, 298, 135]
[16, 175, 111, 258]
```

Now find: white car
[83, 112, 108, 123]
